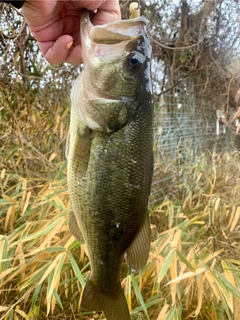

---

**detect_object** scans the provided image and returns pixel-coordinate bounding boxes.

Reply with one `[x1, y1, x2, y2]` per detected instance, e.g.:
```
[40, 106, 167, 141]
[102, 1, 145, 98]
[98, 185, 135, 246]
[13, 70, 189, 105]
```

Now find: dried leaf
[194, 272, 204, 316]
[49, 152, 58, 162]
[167, 267, 205, 285]
[21, 191, 31, 216]
[125, 275, 132, 312]
[230, 206, 240, 232]
[157, 304, 169, 320]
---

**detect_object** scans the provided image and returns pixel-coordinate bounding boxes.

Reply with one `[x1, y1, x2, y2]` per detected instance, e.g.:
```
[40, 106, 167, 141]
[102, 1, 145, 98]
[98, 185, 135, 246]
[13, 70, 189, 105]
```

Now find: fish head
[71, 11, 152, 132]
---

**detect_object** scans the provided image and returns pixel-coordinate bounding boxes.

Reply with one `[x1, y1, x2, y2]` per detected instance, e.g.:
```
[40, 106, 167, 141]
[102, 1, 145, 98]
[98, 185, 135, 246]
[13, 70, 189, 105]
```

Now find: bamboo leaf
[53, 289, 63, 309]
[125, 275, 132, 313]
[157, 304, 169, 320]
[165, 305, 176, 320]
[194, 272, 204, 316]
[31, 284, 42, 309]
[27, 305, 39, 318]
[67, 251, 86, 288]
[131, 275, 149, 319]
[212, 270, 240, 300]
[167, 267, 206, 285]
[205, 270, 221, 300]
[230, 206, 240, 232]
[176, 250, 196, 272]
[132, 296, 161, 314]
[47, 252, 66, 300]
[157, 248, 175, 284]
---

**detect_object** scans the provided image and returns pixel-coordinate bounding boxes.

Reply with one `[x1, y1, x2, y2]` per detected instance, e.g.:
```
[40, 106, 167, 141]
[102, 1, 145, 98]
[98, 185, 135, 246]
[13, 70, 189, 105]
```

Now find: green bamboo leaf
[20, 265, 49, 290]
[0, 236, 8, 260]
[47, 252, 66, 300]
[7, 308, 13, 320]
[40, 200, 63, 210]
[28, 305, 40, 318]
[213, 270, 240, 300]
[67, 251, 86, 288]
[214, 282, 232, 319]
[45, 247, 66, 253]
[81, 261, 90, 273]
[53, 289, 63, 309]
[152, 233, 170, 250]
[131, 275, 149, 319]
[14, 217, 64, 244]
[136, 260, 155, 280]
[66, 238, 81, 251]
[166, 304, 176, 320]
[132, 295, 161, 313]
[157, 248, 175, 283]
[47, 269, 54, 315]
[227, 259, 240, 266]
[30, 59, 42, 77]
[0, 199, 12, 204]
[31, 283, 42, 309]
[43, 188, 68, 199]
[6, 146, 18, 161]
[176, 250, 196, 272]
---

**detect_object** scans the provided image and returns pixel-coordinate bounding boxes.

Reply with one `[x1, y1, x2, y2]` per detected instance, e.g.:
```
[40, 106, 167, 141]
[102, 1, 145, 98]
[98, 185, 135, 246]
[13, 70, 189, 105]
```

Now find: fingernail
[65, 41, 73, 50]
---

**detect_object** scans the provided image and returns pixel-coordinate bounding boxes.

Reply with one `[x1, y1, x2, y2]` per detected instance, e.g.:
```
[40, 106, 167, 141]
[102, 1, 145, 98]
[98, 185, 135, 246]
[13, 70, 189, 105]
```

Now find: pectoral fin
[125, 213, 150, 272]
[68, 107, 90, 175]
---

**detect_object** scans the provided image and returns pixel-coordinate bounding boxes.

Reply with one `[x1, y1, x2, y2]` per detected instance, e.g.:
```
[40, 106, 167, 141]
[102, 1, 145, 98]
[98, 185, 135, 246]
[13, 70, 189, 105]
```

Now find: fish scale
[67, 10, 153, 320]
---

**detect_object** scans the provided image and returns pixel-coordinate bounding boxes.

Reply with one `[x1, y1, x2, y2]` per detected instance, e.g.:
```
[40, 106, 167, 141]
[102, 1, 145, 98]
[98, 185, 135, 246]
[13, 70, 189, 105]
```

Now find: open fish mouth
[81, 10, 147, 44]
[80, 10, 148, 65]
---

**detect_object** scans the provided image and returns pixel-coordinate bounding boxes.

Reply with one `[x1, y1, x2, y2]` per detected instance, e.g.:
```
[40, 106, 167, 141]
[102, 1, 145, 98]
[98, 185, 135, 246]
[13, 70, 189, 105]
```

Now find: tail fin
[81, 279, 130, 320]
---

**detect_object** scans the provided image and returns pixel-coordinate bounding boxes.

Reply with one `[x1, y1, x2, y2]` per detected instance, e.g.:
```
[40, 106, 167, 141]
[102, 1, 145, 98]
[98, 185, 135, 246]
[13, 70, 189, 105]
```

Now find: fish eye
[127, 52, 143, 69]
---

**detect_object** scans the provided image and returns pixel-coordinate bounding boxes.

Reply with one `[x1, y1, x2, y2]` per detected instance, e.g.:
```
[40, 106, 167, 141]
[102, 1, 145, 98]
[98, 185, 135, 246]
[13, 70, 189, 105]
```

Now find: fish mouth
[80, 10, 147, 64]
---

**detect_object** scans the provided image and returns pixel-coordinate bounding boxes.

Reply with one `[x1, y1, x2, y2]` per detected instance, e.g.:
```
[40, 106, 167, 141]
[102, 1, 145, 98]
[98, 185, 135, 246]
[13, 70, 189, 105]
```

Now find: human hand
[22, 0, 121, 65]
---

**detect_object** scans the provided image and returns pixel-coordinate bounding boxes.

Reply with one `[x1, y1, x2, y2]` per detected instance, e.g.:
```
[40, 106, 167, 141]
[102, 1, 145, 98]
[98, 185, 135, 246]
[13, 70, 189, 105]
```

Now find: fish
[67, 9, 153, 320]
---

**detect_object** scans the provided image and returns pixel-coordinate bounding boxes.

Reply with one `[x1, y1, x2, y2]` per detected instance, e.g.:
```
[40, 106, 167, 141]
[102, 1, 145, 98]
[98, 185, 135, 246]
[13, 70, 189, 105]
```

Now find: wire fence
[149, 73, 237, 207]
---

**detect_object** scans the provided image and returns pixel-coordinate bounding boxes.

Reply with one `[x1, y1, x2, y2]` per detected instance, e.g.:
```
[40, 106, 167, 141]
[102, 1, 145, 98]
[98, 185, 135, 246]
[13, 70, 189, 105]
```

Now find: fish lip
[80, 10, 148, 63]
[80, 11, 94, 63]
[81, 9, 147, 41]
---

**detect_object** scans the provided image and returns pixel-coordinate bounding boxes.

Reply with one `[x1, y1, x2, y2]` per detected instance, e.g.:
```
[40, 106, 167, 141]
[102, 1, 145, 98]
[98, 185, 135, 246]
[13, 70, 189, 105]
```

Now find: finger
[38, 35, 82, 65]
[85, 0, 121, 25]
[87, 0, 121, 25]
[64, 45, 83, 65]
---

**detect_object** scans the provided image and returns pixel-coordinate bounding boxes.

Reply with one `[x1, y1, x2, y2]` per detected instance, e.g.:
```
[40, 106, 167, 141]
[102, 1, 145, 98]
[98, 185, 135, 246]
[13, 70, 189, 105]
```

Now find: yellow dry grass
[0, 152, 239, 320]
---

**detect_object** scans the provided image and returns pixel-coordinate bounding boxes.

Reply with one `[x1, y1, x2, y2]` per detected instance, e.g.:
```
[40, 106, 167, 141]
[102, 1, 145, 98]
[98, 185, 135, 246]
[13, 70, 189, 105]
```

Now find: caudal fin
[81, 279, 130, 320]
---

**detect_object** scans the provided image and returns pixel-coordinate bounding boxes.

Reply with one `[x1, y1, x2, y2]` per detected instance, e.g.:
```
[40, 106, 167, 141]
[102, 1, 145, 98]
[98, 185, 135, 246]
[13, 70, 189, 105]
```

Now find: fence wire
[150, 73, 234, 207]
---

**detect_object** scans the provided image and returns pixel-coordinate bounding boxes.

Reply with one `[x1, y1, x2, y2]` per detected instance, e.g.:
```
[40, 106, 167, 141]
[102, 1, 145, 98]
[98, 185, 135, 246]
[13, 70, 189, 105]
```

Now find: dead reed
[0, 151, 239, 320]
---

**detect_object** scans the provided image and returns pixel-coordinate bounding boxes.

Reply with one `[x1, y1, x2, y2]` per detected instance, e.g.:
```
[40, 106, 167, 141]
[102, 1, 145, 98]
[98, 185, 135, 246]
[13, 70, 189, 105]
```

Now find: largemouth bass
[67, 10, 153, 320]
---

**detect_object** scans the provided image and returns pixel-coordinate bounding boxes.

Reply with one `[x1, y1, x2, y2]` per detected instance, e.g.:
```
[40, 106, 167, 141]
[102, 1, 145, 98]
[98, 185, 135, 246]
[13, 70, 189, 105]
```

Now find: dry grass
[0, 151, 239, 320]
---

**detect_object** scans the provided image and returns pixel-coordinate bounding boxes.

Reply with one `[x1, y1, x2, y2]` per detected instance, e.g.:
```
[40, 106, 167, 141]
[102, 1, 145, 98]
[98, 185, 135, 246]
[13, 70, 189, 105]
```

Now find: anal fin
[125, 212, 150, 273]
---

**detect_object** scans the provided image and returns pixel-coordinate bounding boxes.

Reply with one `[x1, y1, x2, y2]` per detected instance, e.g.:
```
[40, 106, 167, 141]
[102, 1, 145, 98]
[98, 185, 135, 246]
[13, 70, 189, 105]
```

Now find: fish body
[67, 11, 153, 320]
